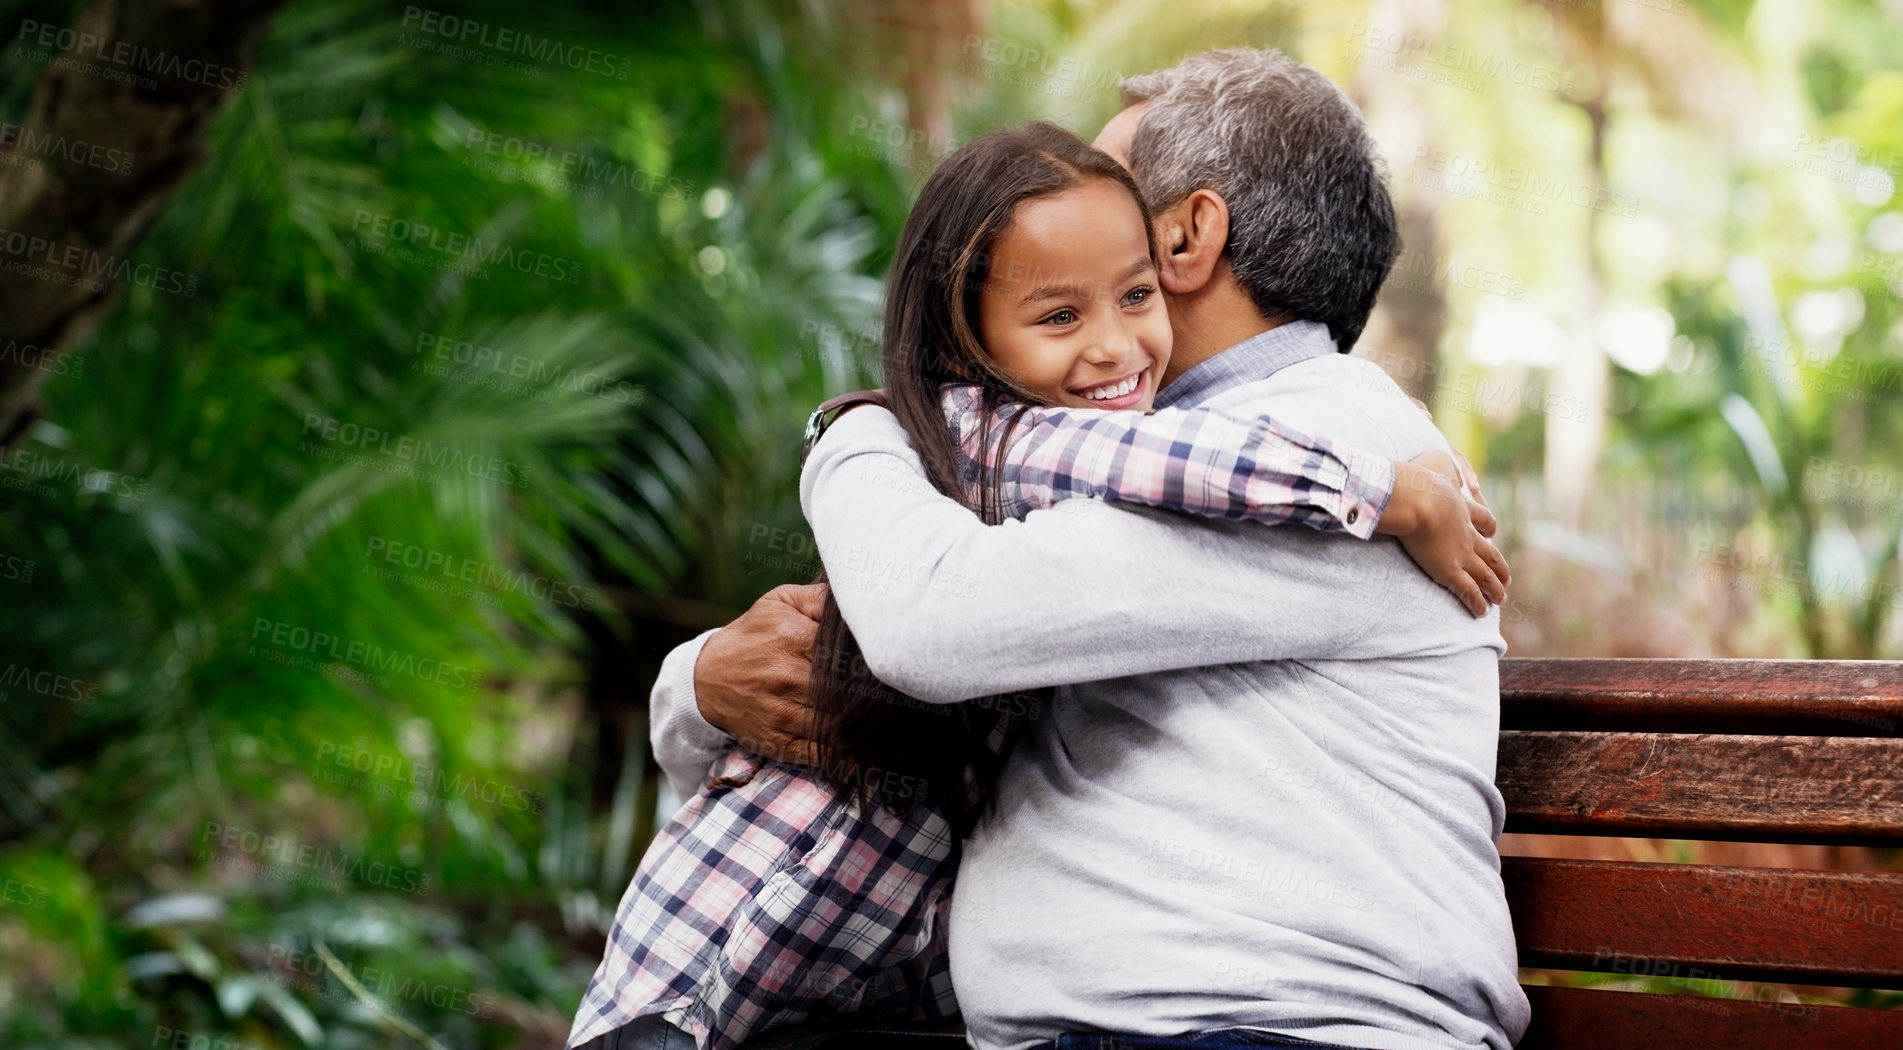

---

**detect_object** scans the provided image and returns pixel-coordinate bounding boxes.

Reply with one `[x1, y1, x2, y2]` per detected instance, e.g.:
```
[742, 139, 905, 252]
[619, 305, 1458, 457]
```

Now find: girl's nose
[1080, 337, 1121, 365]
[1084, 315, 1140, 364]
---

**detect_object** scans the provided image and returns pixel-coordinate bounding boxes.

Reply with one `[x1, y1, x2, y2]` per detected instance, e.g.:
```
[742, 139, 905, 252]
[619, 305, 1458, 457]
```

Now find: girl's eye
[1124, 286, 1154, 306]
[1044, 309, 1078, 326]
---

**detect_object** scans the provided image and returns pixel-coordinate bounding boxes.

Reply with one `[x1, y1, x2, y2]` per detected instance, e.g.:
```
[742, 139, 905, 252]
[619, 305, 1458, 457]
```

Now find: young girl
[570, 122, 1495, 1050]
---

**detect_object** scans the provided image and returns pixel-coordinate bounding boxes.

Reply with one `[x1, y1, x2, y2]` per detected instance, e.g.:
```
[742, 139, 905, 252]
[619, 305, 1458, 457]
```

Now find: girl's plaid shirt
[566, 385, 1395, 1049]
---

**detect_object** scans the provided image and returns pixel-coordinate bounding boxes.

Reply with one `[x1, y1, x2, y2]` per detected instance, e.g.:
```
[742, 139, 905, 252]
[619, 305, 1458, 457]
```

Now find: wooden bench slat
[1497, 731, 1903, 845]
[1503, 857, 1903, 988]
[1517, 985, 1903, 1049]
[1501, 658, 1903, 736]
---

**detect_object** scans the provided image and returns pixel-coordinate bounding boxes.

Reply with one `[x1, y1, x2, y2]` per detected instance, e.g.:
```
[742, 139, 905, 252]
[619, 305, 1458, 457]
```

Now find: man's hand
[693, 583, 827, 766]
[1378, 452, 1510, 617]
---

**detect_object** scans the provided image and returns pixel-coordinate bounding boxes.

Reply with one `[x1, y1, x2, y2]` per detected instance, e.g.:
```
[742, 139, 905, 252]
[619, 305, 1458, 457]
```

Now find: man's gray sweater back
[800, 336, 1528, 1050]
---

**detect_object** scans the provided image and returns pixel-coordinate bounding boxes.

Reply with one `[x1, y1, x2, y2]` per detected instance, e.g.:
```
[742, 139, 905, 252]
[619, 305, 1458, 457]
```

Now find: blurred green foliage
[0, 0, 906, 1043]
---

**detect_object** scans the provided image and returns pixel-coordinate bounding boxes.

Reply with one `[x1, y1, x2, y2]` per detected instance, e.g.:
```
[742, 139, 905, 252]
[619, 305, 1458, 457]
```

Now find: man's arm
[649, 630, 732, 801]
[674, 399, 1500, 762]
[648, 585, 829, 793]
[802, 406, 1410, 704]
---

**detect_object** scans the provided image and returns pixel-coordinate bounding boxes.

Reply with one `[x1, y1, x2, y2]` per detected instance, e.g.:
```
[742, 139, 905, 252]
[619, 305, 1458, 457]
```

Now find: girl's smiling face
[977, 177, 1171, 411]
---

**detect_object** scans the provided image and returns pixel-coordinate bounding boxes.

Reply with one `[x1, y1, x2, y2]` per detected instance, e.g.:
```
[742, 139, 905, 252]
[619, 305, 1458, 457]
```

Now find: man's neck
[1159, 268, 1293, 388]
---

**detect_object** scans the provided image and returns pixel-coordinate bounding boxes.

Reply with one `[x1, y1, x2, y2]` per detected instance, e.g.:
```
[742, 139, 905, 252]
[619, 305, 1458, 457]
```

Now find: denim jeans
[1028, 1029, 1370, 1050]
[573, 1015, 941, 1050]
[571, 1013, 695, 1050]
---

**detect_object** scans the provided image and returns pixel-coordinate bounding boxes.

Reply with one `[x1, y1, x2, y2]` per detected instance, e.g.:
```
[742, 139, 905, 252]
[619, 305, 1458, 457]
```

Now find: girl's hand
[1378, 453, 1509, 617]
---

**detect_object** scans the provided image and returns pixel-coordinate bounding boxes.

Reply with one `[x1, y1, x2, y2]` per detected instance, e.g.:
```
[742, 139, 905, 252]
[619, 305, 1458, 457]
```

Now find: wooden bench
[1501, 657, 1903, 1048]
[755, 657, 1903, 1049]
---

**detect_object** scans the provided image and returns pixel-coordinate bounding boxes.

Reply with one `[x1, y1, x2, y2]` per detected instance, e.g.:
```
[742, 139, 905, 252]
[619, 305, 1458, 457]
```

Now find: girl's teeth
[1085, 374, 1139, 400]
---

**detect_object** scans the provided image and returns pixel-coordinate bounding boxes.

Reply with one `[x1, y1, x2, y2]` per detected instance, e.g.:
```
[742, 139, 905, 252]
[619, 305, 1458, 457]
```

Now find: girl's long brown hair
[802, 122, 1155, 833]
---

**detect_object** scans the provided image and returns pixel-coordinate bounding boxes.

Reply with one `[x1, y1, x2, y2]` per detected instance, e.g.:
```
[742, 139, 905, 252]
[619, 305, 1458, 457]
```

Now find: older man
[627, 48, 1526, 1050]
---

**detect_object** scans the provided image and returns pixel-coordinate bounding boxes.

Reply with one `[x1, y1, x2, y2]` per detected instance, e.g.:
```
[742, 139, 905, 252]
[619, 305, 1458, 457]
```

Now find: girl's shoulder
[936, 382, 986, 414]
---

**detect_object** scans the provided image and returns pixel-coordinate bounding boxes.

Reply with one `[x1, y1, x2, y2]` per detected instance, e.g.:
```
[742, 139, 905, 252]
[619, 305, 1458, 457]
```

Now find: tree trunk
[1544, 84, 1611, 527]
[0, 0, 290, 453]
[1365, 200, 1448, 404]
[1349, 0, 1450, 404]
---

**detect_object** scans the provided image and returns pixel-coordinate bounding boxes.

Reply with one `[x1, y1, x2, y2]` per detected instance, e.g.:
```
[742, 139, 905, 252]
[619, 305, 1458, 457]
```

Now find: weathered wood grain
[1497, 731, 1903, 845]
[1518, 985, 1903, 1049]
[1502, 658, 1903, 736]
[1505, 857, 1903, 988]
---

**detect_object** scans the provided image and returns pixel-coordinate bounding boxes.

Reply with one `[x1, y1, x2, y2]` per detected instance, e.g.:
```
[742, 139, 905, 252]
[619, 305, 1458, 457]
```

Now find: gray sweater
[796, 347, 1526, 1050]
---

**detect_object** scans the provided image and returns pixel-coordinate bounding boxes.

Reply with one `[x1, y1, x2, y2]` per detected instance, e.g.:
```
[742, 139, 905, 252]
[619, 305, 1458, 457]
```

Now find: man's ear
[1154, 188, 1229, 297]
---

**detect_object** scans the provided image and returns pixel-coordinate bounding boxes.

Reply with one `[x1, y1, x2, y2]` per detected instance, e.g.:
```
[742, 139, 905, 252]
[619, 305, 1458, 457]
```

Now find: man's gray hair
[1120, 48, 1399, 351]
